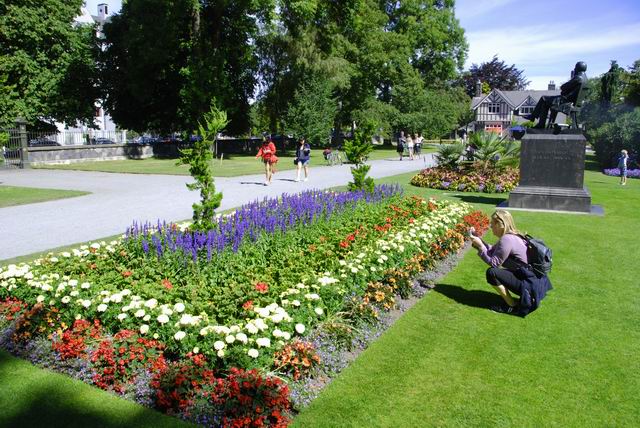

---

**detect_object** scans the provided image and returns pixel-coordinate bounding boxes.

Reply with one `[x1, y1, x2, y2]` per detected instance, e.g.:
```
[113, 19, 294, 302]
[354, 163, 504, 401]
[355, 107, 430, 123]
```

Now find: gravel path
[0, 155, 434, 260]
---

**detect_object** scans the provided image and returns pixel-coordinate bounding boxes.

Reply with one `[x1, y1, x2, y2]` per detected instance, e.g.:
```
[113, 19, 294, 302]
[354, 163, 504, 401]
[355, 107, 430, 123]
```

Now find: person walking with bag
[469, 210, 552, 316]
[256, 136, 278, 185]
[294, 137, 311, 182]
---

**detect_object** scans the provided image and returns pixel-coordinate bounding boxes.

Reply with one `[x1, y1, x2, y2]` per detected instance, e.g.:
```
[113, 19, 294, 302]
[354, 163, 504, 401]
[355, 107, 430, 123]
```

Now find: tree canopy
[0, 0, 99, 127]
[459, 55, 530, 97]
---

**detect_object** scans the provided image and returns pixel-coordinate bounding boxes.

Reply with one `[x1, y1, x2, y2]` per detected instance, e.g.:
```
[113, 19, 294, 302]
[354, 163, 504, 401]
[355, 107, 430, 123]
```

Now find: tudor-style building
[470, 81, 564, 135]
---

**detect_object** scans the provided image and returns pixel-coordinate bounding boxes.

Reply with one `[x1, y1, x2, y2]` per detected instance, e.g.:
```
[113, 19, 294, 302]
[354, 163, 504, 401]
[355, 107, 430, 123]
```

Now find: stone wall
[27, 144, 155, 165]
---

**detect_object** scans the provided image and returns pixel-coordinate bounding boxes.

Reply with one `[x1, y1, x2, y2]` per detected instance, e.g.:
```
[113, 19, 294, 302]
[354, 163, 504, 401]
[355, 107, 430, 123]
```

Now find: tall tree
[101, 0, 271, 134]
[0, 0, 99, 127]
[460, 55, 530, 97]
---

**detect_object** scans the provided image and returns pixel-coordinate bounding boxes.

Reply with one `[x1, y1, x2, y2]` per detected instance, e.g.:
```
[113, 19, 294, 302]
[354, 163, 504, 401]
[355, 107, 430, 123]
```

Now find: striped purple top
[478, 233, 528, 270]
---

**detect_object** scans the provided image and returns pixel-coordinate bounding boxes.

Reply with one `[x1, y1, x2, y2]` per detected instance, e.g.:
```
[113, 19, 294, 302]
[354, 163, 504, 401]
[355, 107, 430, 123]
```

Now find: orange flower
[255, 282, 269, 293]
[161, 279, 173, 290]
[122, 271, 133, 278]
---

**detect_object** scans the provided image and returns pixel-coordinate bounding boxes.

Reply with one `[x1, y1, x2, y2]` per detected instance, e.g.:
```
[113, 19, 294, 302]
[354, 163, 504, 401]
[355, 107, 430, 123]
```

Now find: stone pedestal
[508, 129, 592, 213]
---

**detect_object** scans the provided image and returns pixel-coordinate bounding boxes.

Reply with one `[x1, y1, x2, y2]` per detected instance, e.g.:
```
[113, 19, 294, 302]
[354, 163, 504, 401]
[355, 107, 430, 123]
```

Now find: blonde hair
[491, 210, 520, 235]
[621, 149, 628, 155]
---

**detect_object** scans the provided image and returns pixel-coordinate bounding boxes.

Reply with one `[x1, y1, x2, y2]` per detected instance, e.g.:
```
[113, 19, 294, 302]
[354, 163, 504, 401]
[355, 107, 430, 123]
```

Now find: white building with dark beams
[470, 81, 563, 135]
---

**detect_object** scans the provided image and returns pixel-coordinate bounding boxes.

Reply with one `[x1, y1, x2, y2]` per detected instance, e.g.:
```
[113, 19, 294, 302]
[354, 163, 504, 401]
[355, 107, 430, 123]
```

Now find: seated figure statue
[526, 61, 587, 129]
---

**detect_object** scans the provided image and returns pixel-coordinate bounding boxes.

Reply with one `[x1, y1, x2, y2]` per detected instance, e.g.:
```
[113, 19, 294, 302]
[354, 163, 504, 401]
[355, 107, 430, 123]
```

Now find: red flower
[243, 300, 254, 311]
[255, 282, 269, 293]
[161, 279, 173, 290]
[122, 271, 132, 278]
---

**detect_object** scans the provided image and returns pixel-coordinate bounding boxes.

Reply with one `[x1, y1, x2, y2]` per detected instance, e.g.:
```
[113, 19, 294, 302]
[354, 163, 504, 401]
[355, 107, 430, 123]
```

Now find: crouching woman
[470, 210, 552, 316]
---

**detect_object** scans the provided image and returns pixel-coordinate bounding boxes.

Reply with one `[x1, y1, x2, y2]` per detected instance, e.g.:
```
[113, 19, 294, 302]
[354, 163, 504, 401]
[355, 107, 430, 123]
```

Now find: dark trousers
[486, 267, 523, 296]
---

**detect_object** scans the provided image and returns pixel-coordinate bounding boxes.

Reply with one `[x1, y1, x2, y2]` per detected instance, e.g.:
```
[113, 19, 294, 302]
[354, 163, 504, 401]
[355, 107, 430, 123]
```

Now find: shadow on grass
[448, 194, 507, 206]
[0, 351, 188, 428]
[432, 283, 498, 309]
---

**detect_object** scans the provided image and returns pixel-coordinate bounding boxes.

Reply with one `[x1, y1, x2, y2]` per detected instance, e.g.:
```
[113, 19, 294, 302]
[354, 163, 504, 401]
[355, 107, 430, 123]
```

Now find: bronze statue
[525, 61, 587, 129]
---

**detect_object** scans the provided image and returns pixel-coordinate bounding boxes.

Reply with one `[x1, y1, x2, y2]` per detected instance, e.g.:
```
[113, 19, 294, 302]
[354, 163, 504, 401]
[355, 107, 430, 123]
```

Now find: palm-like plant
[434, 142, 465, 168]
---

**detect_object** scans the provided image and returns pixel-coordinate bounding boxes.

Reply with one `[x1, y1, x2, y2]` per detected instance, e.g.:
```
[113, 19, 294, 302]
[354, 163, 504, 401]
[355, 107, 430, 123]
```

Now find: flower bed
[410, 166, 519, 193]
[0, 186, 488, 426]
[603, 168, 640, 179]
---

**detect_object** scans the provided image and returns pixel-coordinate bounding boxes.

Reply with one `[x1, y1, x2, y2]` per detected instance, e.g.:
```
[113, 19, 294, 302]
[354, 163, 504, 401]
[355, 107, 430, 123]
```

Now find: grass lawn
[293, 160, 640, 427]
[0, 185, 89, 208]
[3, 156, 636, 426]
[34, 146, 428, 176]
[0, 350, 192, 428]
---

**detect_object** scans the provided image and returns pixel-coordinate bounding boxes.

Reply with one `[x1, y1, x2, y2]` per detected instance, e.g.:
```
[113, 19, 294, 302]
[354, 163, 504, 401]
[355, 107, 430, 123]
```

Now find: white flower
[305, 293, 320, 300]
[214, 341, 225, 351]
[282, 332, 291, 340]
[292, 300, 301, 307]
[257, 307, 270, 318]
[36, 295, 45, 303]
[174, 331, 186, 341]
[256, 337, 271, 348]
[140, 324, 149, 334]
[143, 315, 151, 321]
[90, 243, 100, 249]
[295, 323, 305, 334]
[350, 267, 358, 273]
[61, 296, 71, 304]
[370, 266, 377, 272]
[157, 314, 170, 324]
[247, 348, 259, 358]
[49, 257, 59, 263]
[70, 290, 79, 297]
[236, 333, 248, 343]
[193, 347, 200, 354]
[174, 302, 186, 313]
[81, 300, 91, 308]
[254, 318, 268, 331]
[97, 304, 108, 312]
[134, 309, 146, 318]
[61, 252, 71, 258]
[246, 322, 259, 334]
[144, 298, 158, 309]
[153, 333, 159, 339]
[315, 307, 324, 316]
[179, 314, 193, 325]
[225, 335, 235, 344]
[68, 279, 78, 287]
[217, 350, 225, 358]
[81, 282, 91, 289]
[117, 313, 127, 321]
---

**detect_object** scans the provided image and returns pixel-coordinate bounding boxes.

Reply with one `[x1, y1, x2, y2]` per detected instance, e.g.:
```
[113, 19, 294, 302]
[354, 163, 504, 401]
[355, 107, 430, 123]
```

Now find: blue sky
[456, 0, 640, 89]
[86, 0, 640, 90]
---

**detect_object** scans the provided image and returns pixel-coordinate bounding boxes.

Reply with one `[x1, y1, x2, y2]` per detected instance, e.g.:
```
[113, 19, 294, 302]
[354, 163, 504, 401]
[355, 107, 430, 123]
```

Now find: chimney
[548, 80, 556, 90]
[475, 80, 482, 97]
[98, 3, 108, 20]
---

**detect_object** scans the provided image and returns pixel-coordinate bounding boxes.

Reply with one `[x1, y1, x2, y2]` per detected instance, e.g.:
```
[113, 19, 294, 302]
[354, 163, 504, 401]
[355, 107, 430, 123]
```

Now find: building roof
[472, 89, 561, 109]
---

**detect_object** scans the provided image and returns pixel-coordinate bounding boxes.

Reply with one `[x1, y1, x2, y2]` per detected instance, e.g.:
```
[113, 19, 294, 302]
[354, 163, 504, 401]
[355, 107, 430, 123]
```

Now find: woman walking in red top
[256, 136, 278, 185]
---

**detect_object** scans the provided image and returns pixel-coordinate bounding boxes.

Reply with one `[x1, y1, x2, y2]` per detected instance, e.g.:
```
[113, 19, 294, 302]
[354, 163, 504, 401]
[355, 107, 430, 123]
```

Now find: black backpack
[519, 234, 553, 277]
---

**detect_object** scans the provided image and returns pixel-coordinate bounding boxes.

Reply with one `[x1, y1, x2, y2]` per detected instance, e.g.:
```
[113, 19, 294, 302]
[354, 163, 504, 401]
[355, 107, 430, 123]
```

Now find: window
[519, 106, 533, 115]
[485, 124, 502, 133]
[487, 103, 500, 114]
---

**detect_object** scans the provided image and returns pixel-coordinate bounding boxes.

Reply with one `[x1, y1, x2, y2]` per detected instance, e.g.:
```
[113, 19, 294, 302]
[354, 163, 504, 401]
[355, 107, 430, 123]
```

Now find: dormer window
[488, 103, 500, 114]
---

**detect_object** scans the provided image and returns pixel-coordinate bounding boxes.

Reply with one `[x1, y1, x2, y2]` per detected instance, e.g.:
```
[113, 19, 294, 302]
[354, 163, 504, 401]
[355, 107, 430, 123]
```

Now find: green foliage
[0, 0, 99, 127]
[344, 124, 376, 193]
[177, 105, 228, 230]
[284, 77, 337, 146]
[434, 142, 464, 168]
[622, 59, 640, 107]
[591, 107, 640, 168]
[101, 0, 265, 134]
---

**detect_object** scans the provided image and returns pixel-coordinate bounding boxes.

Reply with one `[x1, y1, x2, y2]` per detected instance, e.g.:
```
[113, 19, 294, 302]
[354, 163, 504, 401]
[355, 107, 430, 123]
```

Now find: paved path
[0, 156, 434, 260]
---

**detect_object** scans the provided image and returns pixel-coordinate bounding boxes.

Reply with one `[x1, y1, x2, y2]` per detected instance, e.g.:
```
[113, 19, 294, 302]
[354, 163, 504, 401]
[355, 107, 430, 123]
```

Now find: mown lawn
[2, 157, 637, 427]
[0, 185, 89, 208]
[293, 163, 640, 426]
[34, 146, 411, 176]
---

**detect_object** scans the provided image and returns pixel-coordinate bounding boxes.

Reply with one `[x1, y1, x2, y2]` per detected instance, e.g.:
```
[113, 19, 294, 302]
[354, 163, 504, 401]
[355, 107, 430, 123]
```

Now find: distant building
[469, 81, 564, 135]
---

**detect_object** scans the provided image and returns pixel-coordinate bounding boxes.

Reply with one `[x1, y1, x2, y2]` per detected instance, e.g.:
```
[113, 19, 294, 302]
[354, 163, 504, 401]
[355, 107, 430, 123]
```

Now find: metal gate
[1, 123, 28, 169]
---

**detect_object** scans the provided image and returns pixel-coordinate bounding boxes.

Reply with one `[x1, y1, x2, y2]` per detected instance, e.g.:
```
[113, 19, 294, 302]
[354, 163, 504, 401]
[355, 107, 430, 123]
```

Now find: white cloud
[465, 22, 640, 86]
[456, 0, 519, 22]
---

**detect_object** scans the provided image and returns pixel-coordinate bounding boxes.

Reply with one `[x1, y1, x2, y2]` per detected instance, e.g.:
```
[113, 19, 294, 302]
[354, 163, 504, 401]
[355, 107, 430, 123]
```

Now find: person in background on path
[256, 136, 278, 185]
[414, 133, 423, 158]
[407, 133, 415, 160]
[295, 137, 311, 182]
[397, 131, 406, 161]
[469, 210, 552, 315]
[618, 149, 628, 185]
